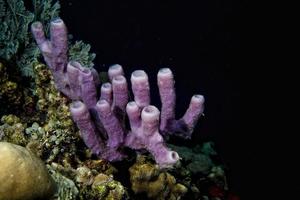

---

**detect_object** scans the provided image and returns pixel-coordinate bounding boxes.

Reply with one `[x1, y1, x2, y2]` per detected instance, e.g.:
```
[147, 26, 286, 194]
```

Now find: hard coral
[31, 18, 205, 168]
[49, 159, 127, 200]
[0, 114, 27, 145]
[129, 155, 187, 199]
[0, 142, 56, 200]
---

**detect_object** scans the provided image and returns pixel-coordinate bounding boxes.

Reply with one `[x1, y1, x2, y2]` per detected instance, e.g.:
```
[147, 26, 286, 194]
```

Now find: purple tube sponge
[131, 70, 151, 107]
[31, 18, 205, 168]
[70, 101, 104, 155]
[31, 20, 99, 105]
[158, 68, 205, 138]
[125, 102, 179, 168]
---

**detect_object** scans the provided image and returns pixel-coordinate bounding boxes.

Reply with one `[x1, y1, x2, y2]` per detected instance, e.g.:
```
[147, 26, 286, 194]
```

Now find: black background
[59, 0, 260, 198]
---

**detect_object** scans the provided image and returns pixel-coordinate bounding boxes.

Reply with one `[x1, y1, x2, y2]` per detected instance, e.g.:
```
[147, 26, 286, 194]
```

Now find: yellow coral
[129, 155, 187, 199]
[92, 173, 126, 200]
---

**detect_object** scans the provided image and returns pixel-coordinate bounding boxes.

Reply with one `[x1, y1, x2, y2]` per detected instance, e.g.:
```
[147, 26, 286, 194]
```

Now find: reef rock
[0, 142, 56, 200]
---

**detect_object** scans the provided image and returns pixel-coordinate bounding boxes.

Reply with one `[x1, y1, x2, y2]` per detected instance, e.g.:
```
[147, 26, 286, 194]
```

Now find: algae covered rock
[0, 142, 56, 200]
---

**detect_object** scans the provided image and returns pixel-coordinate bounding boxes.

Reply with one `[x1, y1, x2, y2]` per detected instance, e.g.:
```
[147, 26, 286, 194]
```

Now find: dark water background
[58, 0, 260, 198]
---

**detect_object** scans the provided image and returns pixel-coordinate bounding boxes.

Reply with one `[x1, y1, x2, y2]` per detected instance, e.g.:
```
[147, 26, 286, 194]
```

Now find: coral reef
[0, 142, 56, 200]
[31, 18, 205, 168]
[129, 155, 187, 199]
[9, 62, 81, 164]
[0, 114, 27, 145]
[0, 62, 23, 110]
[30, 62, 78, 163]
[48, 160, 127, 200]
[84, 173, 127, 200]
[1, 61, 81, 163]
[0, 1, 237, 199]
[0, 60, 128, 199]
[0, 61, 37, 116]
[48, 165, 79, 200]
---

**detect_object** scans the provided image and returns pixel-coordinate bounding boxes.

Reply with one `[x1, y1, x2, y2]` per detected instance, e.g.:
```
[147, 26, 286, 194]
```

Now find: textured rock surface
[0, 142, 56, 200]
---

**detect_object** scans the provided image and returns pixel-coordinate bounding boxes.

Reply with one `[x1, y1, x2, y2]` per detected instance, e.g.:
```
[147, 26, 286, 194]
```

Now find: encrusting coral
[129, 155, 187, 199]
[23, 62, 80, 163]
[31, 18, 205, 168]
[0, 61, 80, 163]
[0, 114, 27, 145]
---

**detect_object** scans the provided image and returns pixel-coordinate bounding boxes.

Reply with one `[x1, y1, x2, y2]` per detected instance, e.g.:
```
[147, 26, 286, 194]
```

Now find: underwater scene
[0, 0, 247, 199]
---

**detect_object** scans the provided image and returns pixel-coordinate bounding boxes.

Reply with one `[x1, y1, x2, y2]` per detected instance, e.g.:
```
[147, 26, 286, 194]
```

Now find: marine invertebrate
[0, 142, 56, 200]
[129, 155, 187, 199]
[31, 18, 205, 168]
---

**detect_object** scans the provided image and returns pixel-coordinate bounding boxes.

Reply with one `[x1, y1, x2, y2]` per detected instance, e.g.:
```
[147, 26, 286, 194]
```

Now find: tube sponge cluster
[31, 18, 205, 168]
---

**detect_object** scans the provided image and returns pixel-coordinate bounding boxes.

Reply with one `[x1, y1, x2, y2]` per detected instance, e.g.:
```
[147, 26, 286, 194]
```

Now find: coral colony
[31, 18, 205, 168]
